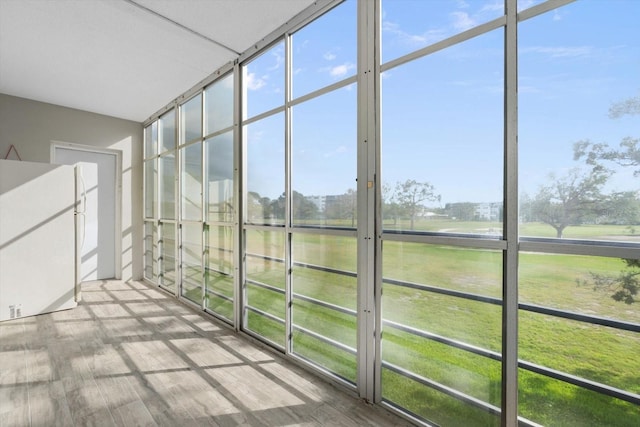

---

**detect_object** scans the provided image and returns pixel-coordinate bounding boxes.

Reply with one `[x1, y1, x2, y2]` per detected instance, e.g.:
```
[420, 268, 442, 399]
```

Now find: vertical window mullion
[284, 33, 294, 355]
[357, 0, 378, 402]
[503, 0, 519, 424]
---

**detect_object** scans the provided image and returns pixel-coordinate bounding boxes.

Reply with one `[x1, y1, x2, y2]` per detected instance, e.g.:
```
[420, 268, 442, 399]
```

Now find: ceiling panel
[0, 0, 316, 122]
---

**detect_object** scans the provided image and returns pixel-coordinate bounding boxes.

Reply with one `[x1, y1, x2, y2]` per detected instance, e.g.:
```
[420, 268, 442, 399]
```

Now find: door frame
[50, 141, 123, 280]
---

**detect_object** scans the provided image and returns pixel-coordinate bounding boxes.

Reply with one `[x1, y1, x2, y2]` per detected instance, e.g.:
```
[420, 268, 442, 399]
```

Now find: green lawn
[189, 221, 640, 426]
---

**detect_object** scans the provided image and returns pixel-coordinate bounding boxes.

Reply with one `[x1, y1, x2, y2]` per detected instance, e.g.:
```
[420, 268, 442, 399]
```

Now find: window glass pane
[292, 234, 357, 382]
[243, 41, 285, 119]
[245, 113, 284, 225]
[381, 241, 502, 426]
[181, 142, 202, 221]
[382, 30, 504, 234]
[244, 229, 285, 347]
[519, 1, 640, 243]
[205, 73, 234, 135]
[144, 159, 156, 219]
[292, 88, 356, 228]
[160, 222, 176, 292]
[518, 252, 640, 425]
[145, 122, 157, 159]
[159, 109, 176, 153]
[144, 221, 157, 281]
[205, 225, 234, 321]
[181, 223, 202, 304]
[206, 132, 234, 223]
[292, 0, 356, 99]
[159, 153, 175, 220]
[517, 0, 545, 12]
[381, 0, 504, 64]
[181, 94, 202, 144]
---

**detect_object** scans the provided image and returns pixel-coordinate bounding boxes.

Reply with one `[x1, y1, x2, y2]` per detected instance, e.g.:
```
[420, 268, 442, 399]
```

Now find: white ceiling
[0, 0, 317, 122]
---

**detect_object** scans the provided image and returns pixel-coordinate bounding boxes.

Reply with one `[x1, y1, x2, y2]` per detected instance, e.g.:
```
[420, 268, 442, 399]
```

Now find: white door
[53, 146, 119, 280]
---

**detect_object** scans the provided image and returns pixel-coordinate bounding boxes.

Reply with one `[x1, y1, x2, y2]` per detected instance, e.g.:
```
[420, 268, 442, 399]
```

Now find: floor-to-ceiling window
[204, 73, 236, 322]
[158, 109, 177, 293]
[143, 1, 639, 425]
[517, 1, 640, 425]
[379, 1, 505, 424]
[179, 94, 204, 305]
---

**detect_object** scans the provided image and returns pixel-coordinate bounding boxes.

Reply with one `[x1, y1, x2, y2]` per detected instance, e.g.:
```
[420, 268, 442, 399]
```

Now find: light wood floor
[0, 280, 410, 427]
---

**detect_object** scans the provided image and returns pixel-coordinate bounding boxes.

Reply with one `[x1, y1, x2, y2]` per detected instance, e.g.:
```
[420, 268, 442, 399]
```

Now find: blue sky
[241, 0, 639, 207]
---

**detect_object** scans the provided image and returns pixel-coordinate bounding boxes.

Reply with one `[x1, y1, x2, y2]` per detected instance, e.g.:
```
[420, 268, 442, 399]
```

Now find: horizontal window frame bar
[381, 361, 502, 417]
[245, 305, 285, 326]
[290, 225, 358, 237]
[289, 74, 357, 108]
[293, 293, 357, 317]
[292, 324, 357, 355]
[245, 278, 286, 296]
[241, 105, 286, 126]
[381, 16, 506, 74]
[382, 319, 501, 361]
[519, 237, 640, 259]
[517, 0, 576, 22]
[518, 360, 640, 406]
[204, 285, 233, 303]
[382, 230, 506, 250]
[204, 125, 234, 142]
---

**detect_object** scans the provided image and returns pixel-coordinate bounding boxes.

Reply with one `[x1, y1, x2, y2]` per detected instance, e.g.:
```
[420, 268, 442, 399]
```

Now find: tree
[393, 179, 440, 230]
[574, 95, 640, 175]
[573, 95, 640, 303]
[582, 258, 640, 304]
[325, 189, 357, 227]
[530, 166, 611, 238]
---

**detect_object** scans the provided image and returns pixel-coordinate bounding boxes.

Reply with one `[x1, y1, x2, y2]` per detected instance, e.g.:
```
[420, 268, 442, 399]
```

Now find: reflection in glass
[144, 122, 157, 159]
[160, 222, 176, 292]
[159, 153, 175, 219]
[144, 221, 156, 281]
[518, 2, 640, 243]
[243, 41, 285, 119]
[144, 159, 156, 219]
[159, 109, 176, 153]
[181, 94, 202, 144]
[381, 241, 502, 425]
[181, 223, 202, 304]
[181, 142, 202, 221]
[206, 132, 234, 223]
[245, 113, 284, 225]
[205, 73, 234, 136]
[244, 229, 285, 347]
[292, 234, 357, 381]
[382, 30, 504, 234]
[381, 0, 504, 64]
[292, 88, 356, 227]
[292, 0, 356, 99]
[205, 225, 234, 321]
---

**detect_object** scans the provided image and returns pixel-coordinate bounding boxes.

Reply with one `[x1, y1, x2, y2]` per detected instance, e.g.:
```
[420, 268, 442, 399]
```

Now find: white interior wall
[0, 93, 143, 280]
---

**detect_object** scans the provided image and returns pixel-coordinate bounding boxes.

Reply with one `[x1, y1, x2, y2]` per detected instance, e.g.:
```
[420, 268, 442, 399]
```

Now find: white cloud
[479, 1, 504, 13]
[523, 46, 593, 58]
[323, 51, 336, 61]
[382, 20, 446, 47]
[267, 47, 284, 72]
[552, 9, 562, 21]
[450, 11, 476, 31]
[329, 63, 356, 78]
[245, 72, 266, 91]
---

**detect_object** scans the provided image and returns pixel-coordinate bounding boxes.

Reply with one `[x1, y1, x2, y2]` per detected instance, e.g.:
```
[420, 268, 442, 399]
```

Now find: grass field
[183, 220, 639, 426]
